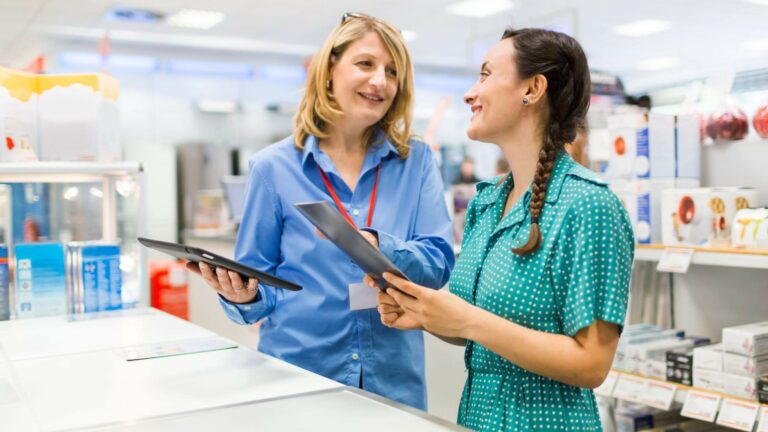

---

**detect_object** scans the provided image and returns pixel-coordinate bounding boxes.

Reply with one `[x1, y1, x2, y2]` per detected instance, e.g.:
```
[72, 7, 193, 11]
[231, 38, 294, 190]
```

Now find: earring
[326, 80, 332, 90]
[522, 97, 529, 106]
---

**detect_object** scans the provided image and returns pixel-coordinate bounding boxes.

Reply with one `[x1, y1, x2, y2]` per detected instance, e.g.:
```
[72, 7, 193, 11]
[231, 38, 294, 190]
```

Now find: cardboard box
[666, 347, 694, 386]
[661, 188, 712, 246]
[647, 113, 701, 180]
[709, 187, 759, 245]
[14, 242, 67, 318]
[693, 343, 723, 371]
[723, 351, 768, 377]
[606, 113, 648, 180]
[614, 328, 686, 369]
[723, 321, 768, 357]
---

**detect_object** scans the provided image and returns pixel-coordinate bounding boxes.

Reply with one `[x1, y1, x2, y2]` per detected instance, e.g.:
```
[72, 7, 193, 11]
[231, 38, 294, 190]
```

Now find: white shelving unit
[634, 244, 768, 270]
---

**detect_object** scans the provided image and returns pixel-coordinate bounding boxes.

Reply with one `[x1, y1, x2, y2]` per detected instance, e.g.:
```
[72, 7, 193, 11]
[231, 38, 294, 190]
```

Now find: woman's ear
[524, 74, 548, 105]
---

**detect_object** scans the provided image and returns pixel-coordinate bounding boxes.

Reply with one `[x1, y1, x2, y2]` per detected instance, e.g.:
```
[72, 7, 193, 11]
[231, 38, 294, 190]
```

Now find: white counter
[89, 388, 467, 431]
[0, 308, 215, 361]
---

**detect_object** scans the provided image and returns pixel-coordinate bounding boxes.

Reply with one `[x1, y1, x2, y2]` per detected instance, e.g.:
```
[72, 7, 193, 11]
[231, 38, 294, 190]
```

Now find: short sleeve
[551, 186, 635, 337]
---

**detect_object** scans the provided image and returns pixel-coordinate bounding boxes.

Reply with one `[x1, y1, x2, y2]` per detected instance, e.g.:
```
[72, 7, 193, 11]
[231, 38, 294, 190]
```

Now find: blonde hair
[294, 16, 414, 158]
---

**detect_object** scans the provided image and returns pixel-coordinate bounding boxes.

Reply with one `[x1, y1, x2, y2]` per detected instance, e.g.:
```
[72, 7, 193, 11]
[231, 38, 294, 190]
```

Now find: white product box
[644, 358, 668, 380]
[693, 343, 723, 371]
[614, 328, 685, 369]
[693, 368, 760, 399]
[625, 338, 694, 373]
[0, 68, 38, 162]
[648, 113, 701, 180]
[723, 321, 768, 357]
[723, 352, 768, 377]
[731, 208, 768, 248]
[709, 187, 759, 245]
[37, 74, 120, 162]
[606, 113, 648, 180]
[661, 188, 713, 246]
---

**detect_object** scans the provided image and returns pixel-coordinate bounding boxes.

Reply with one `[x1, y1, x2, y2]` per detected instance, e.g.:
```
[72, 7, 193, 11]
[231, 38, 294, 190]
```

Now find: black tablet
[137, 237, 302, 291]
[294, 201, 408, 291]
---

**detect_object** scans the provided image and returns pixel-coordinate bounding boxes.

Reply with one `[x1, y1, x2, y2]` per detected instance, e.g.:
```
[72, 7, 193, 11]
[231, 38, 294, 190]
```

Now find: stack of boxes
[689, 322, 768, 401]
[606, 113, 701, 244]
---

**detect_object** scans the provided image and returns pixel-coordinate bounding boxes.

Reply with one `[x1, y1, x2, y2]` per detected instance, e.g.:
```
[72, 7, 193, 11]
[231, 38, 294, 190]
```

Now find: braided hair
[502, 28, 592, 255]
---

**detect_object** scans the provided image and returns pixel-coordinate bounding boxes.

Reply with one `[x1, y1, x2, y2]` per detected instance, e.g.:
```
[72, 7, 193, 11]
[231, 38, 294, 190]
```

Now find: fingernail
[382, 273, 391, 281]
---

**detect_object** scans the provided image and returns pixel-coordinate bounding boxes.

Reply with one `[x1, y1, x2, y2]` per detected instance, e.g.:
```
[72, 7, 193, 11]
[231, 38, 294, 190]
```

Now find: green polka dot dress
[450, 151, 634, 432]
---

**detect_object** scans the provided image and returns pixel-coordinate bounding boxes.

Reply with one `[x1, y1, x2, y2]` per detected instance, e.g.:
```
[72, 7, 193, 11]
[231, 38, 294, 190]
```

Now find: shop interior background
[3, 0, 768, 423]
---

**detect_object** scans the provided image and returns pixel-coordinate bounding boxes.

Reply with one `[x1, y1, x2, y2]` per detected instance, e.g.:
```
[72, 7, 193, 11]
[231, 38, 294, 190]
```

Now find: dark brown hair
[502, 28, 591, 255]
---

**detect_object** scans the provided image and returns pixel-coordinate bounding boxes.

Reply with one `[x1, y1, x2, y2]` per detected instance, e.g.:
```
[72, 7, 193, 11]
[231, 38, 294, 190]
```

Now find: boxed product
[661, 188, 712, 246]
[693, 368, 761, 400]
[14, 242, 67, 318]
[693, 343, 723, 371]
[709, 187, 759, 245]
[67, 242, 123, 314]
[759, 377, 768, 404]
[0, 67, 39, 162]
[614, 328, 686, 369]
[644, 358, 668, 381]
[647, 113, 701, 180]
[731, 208, 768, 248]
[666, 347, 694, 386]
[0, 245, 9, 320]
[36, 73, 120, 162]
[723, 351, 768, 377]
[625, 338, 695, 374]
[606, 113, 648, 180]
[723, 321, 768, 357]
[610, 179, 674, 244]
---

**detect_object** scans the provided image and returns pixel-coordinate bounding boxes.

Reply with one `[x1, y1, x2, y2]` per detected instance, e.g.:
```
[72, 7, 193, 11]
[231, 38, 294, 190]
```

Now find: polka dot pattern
[450, 152, 635, 431]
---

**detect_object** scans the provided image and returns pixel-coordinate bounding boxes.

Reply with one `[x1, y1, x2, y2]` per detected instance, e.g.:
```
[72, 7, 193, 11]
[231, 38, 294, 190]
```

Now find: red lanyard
[316, 164, 381, 229]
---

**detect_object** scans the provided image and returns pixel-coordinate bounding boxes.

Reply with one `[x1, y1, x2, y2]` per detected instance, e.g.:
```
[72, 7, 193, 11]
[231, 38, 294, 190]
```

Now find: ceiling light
[613, 19, 671, 37]
[167, 9, 225, 30]
[742, 39, 768, 51]
[636, 57, 680, 71]
[447, 0, 513, 18]
[401, 30, 418, 42]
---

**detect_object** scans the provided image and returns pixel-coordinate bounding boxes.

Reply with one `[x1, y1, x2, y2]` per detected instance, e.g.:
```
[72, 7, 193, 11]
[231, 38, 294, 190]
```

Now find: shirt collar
[472, 151, 605, 208]
[300, 129, 400, 172]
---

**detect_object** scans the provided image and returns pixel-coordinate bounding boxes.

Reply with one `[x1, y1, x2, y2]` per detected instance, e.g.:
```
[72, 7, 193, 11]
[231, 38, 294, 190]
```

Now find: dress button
[352, 209, 360, 216]
[351, 353, 360, 360]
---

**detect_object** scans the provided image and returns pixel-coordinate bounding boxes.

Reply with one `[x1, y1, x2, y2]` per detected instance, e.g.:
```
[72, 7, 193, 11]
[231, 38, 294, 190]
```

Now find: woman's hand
[186, 262, 259, 304]
[364, 274, 422, 330]
[381, 272, 475, 339]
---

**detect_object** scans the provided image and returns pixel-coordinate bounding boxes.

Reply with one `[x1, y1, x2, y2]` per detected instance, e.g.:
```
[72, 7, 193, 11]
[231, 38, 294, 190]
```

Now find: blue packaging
[0, 245, 9, 320]
[69, 243, 122, 313]
[14, 242, 67, 318]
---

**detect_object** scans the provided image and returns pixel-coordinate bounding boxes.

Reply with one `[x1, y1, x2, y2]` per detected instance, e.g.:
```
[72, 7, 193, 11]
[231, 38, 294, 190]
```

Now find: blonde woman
[187, 13, 454, 410]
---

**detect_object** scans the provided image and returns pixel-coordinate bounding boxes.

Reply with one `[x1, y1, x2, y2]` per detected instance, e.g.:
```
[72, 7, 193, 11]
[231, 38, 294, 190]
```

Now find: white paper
[594, 371, 619, 397]
[757, 407, 768, 432]
[114, 337, 237, 361]
[349, 283, 378, 311]
[657, 248, 695, 273]
[639, 380, 677, 410]
[612, 374, 646, 403]
[716, 398, 760, 431]
[681, 390, 721, 422]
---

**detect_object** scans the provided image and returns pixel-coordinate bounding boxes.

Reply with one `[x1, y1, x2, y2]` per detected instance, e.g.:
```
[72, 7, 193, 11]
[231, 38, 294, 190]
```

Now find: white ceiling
[2, 0, 768, 92]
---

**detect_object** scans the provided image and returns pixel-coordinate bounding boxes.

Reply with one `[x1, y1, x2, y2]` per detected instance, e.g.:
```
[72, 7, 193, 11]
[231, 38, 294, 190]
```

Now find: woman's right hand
[364, 274, 422, 330]
[186, 262, 259, 304]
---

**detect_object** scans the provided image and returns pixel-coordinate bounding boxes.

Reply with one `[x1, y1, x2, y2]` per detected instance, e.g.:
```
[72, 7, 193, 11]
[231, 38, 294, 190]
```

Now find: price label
[681, 390, 721, 422]
[756, 407, 768, 432]
[594, 371, 619, 397]
[613, 374, 647, 403]
[716, 398, 760, 431]
[639, 380, 678, 410]
[657, 248, 695, 273]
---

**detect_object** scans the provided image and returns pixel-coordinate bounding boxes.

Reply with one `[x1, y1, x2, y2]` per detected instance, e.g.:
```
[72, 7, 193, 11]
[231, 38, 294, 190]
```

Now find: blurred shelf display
[600, 369, 766, 430]
[634, 244, 768, 270]
[0, 162, 147, 319]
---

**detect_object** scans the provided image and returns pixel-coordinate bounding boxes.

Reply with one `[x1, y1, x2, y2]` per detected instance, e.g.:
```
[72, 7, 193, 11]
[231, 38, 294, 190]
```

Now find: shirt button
[352, 209, 360, 216]
[351, 353, 360, 360]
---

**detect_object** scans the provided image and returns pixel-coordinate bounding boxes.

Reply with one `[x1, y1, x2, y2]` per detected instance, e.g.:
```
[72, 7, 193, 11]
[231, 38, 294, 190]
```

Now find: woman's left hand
[382, 272, 474, 339]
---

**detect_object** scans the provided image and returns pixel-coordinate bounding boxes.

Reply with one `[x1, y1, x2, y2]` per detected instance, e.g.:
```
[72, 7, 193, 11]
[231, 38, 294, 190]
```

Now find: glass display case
[0, 162, 146, 320]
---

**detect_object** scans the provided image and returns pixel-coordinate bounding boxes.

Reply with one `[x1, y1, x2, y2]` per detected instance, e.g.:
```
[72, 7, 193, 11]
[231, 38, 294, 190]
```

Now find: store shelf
[0, 161, 142, 183]
[600, 369, 767, 430]
[634, 244, 768, 270]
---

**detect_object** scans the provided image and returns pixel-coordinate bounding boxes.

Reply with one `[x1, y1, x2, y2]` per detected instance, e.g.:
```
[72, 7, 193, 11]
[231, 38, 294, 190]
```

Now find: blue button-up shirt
[219, 133, 454, 410]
